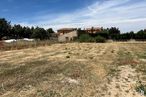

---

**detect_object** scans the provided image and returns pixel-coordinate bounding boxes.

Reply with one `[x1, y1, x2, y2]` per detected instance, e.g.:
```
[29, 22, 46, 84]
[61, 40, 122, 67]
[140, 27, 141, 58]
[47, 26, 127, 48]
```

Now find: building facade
[57, 27, 102, 42]
[57, 28, 77, 36]
[85, 27, 102, 34]
[58, 30, 78, 42]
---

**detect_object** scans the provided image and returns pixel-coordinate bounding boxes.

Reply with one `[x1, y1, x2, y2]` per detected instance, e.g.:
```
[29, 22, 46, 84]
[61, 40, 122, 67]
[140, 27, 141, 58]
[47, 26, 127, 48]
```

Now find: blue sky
[0, 0, 146, 32]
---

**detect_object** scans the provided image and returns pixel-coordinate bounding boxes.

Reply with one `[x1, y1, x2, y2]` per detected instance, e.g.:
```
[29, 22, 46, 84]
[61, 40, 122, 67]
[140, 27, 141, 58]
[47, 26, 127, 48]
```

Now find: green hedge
[78, 34, 106, 43]
[95, 36, 106, 43]
[78, 34, 95, 42]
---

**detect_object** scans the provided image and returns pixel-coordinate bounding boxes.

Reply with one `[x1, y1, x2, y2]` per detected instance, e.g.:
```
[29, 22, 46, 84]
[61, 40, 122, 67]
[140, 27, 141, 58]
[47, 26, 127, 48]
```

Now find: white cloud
[18, 0, 146, 32]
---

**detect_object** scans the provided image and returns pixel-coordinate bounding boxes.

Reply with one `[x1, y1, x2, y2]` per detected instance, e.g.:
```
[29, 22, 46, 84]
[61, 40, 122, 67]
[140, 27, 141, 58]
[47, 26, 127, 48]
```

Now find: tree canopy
[0, 18, 55, 40]
[0, 18, 11, 39]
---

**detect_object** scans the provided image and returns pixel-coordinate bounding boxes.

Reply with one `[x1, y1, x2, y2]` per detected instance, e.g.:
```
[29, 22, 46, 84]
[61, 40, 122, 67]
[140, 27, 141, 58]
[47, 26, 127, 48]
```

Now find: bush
[78, 34, 95, 42]
[135, 83, 146, 96]
[95, 36, 106, 43]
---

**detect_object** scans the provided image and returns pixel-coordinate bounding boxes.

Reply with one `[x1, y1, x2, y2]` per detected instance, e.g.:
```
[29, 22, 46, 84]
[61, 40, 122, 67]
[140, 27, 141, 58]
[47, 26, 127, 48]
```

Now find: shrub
[78, 34, 95, 42]
[95, 36, 106, 43]
[135, 83, 146, 96]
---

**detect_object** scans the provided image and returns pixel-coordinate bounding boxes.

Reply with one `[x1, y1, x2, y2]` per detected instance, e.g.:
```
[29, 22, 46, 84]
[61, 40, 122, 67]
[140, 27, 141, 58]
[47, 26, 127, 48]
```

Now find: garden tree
[89, 28, 109, 39]
[46, 28, 54, 34]
[31, 26, 34, 32]
[135, 30, 146, 40]
[108, 27, 120, 40]
[0, 18, 11, 39]
[23, 27, 32, 38]
[129, 31, 135, 39]
[46, 28, 55, 38]
[12, 24, 24, 39]
[119, 33, 131, 41]
[111, 31, 135, 41]
[94, 30, 109, 39]
[31, 27, 50, 40]
[77, 29, 87, 37]
[109, 27, 120, 35]
[10, 26, 16, 38]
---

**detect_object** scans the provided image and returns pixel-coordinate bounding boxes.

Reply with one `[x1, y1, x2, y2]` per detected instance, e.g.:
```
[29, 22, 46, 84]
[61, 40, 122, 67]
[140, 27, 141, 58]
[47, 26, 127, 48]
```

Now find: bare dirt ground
[0, 42, 146, 97]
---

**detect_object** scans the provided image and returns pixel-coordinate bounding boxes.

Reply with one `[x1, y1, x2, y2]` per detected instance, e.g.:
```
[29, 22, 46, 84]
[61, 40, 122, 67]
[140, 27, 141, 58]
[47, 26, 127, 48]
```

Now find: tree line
[1, 18, 146, 41]
[78, 27, 146, 42]
[0, 18, 54, 40]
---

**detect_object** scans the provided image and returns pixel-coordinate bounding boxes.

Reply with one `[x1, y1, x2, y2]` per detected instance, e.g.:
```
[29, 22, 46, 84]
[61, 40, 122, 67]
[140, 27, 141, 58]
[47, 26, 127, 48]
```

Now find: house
[85, 27, 102, 34]
[49, 33, 58, 41]
[57, 28, 77, 36]
[57, 27, 102, 42]
[58, 30, 78, 42]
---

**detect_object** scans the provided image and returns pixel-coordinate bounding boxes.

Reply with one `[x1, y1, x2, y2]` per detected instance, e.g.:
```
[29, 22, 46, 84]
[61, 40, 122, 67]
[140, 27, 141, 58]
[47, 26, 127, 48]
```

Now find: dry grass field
[0, 42, 146, 97]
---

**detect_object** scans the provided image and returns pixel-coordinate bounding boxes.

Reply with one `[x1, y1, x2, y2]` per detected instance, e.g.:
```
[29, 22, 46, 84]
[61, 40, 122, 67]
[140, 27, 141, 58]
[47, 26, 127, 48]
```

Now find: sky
[0, 0, 146, 32]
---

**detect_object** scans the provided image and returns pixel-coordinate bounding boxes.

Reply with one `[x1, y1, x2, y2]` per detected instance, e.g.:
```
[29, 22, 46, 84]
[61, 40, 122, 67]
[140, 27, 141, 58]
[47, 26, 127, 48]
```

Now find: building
[49, 33, 58, 41]
[57, 27, 102, 42]
[85, 27, 102, 34]
[58, 30, 78, 42]
[57, 28, 77, 36]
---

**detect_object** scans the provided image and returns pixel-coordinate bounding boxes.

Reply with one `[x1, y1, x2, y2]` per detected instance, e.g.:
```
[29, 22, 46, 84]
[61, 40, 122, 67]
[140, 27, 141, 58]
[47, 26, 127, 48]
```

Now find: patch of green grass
[137, 52, 146, 59]
[0, 60, 49, 77]
[135, 83, 146, 96]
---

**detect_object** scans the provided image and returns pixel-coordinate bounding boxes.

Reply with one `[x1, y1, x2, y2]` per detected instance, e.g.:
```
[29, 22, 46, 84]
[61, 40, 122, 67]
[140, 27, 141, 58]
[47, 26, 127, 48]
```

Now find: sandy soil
[0, 42, 146, 97]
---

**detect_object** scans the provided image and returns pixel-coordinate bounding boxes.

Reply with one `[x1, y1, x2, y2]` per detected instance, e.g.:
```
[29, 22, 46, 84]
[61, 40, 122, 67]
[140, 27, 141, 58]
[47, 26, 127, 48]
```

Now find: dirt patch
[0, 42, 146, 97]
[105, 65, 144, 97]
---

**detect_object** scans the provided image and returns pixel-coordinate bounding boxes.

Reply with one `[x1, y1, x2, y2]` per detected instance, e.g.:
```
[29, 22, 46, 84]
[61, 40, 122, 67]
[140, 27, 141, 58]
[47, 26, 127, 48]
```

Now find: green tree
[12, 24, 24, 39]
[135, 30, 146, 40]
[32, 27, 49, 40]
[46, 28, 54, 34]
[0, 18, 11, 39]
[109, 27, 120, 40]
[23, 27, 33, 38]
[109, 27, 120, 35]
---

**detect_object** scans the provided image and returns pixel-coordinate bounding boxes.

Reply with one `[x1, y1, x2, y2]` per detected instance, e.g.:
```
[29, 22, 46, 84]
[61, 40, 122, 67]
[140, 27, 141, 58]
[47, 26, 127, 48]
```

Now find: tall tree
[12, 24, 24, 39]
[109, 27, 120, 35]
[23, 27, 32, 38]
[135, 30, 146, 40]
[46, 28, 54, 34]
[0, 18, 11, 39]
[32, 27, 50, 40]
[109, 27, 120, 40]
